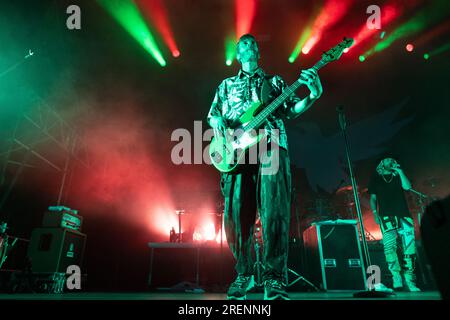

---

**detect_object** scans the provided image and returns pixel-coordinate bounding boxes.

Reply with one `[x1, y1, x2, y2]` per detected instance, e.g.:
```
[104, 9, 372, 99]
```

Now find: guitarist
[207, 34, 323, 300]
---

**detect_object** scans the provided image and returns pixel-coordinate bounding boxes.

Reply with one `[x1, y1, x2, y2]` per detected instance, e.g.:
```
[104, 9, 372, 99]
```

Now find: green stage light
[428, 42, 450, 57]
[289, 25, 312, 63]
[98, 0, 166, 67]
[359, 55, 365, 62]
[362, 1, 448, 59]
[225, 35, 236, 66]
[424, 53, 429, 60]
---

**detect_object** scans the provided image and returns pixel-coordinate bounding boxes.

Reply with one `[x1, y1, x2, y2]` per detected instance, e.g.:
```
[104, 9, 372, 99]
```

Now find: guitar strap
[260, 75, 275, 105]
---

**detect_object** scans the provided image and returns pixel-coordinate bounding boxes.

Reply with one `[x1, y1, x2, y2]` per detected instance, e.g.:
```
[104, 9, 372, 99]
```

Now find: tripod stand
[252, 223, 320, 292]
[287, 267, 320, 292]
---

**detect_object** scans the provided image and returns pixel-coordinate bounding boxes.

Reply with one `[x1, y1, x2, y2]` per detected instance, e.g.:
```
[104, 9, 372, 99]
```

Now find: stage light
[343, 48, 349, 53]
[424, 53, 429, 60]
[406, 44, 414, 52]
[348, 4, 399, 53]
[193, 220, 216, 243]
[193, 230, 203, 242]
[139, 0, 181, 62]
[98, 0, 166, 67]
[151, 208, 180, 238]
[426, 42, 450, 58]
[143, 38, 166, 66]
[301, 39, 315, 55]
[225, 35, 236, 66]
[223, 0, 256, 66]
[236, 0, 256, 38]
[300, 0, 351, 55]
[413, 21, 450, 48]
[289, 25, 312, 63]
[359, 55, 365, 62]
[172, 50, 180, 58]
[362, 1, 448, 60]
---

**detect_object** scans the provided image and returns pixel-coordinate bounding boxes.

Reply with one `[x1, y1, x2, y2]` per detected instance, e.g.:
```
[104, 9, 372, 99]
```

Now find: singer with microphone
[368, 157, 421, 292]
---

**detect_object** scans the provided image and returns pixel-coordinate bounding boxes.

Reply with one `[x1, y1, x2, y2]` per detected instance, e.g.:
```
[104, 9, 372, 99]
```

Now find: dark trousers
[220, 148, 291, 281]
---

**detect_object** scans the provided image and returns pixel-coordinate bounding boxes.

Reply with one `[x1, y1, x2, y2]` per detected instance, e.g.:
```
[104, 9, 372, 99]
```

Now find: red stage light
[236, 0, 256, 38]
[406, 44, 414, 52]
[301, 0, 351, 54]
[140, 0, 180, 61]
[350, 4, 400, 51]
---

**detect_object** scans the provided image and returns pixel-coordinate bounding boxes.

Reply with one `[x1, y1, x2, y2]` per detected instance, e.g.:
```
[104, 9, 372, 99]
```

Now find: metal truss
[0, 93, 91, 212]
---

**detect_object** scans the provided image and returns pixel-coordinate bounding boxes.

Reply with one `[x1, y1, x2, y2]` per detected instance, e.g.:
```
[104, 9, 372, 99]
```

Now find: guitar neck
[244, 58, 329, 131]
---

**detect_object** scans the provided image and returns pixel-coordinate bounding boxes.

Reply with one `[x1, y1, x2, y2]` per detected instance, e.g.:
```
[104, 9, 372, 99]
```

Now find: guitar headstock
[322, 37, 354, 63]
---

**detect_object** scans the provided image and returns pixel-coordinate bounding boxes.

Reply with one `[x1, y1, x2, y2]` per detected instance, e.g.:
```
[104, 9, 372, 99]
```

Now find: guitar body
[209, 101, 267, 173]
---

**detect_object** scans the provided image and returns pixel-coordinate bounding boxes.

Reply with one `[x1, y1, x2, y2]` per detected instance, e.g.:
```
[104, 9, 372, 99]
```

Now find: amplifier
[42, 207, 82, 231]
[303, 220, 367, 291]
[27, 228, 86, 273]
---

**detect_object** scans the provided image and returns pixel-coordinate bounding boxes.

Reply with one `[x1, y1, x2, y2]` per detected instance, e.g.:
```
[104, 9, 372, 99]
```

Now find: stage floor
[0, 291, 441, 300]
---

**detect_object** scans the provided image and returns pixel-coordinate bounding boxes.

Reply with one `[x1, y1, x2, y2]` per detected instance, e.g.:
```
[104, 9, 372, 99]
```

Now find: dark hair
[237, 34, 257, 45]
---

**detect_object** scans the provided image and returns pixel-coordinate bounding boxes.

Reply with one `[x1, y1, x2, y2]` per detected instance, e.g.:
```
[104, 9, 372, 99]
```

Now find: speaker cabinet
[27, 228, 86, 273]
[303, 221, 366, 291]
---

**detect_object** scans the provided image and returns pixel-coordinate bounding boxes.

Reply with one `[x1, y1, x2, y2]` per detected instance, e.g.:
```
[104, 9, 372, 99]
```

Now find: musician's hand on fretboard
[299, 68, 323, 99]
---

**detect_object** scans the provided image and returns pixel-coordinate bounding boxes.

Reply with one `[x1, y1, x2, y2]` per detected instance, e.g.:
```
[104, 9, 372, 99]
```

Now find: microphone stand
[409, 188, 428, 226]
[219, 209, 224, 290]
[409, 188, 428, 199]
[336, 106, 394, 298]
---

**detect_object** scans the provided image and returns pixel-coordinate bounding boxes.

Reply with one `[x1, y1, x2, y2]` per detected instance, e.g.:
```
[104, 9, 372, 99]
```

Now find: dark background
[0, 0, 449, 291]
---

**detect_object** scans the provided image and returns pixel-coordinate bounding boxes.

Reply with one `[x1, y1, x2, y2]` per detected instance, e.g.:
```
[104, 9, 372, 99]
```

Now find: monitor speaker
[27, 228, 86, 273]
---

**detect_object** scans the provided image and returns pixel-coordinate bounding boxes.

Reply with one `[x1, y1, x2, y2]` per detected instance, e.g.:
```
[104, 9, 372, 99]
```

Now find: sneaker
[404, 280, 421, 292]
[264, 278, 289, 300]
[373, 282, 394, 293]
[227, 275, 254, 300]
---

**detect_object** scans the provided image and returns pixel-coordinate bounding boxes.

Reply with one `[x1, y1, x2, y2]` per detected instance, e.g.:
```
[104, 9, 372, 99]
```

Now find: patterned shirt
[207, 68, 301, 151]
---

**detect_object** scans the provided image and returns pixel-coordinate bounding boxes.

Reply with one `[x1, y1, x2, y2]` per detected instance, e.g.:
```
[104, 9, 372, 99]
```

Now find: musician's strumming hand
[299, 68, 323, 100]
